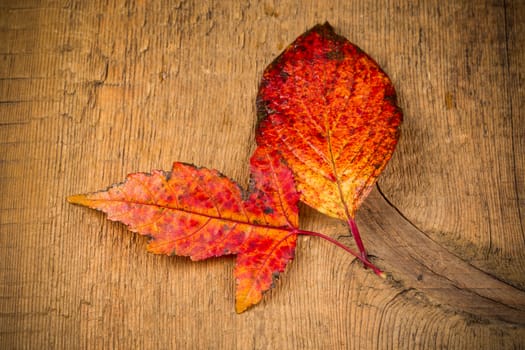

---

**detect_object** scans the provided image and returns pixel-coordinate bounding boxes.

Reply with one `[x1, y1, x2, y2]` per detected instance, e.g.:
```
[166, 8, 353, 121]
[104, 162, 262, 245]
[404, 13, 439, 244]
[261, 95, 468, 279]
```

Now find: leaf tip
[318, 21, 334, 32]
[67, 194, 90, 206]
[235, 301, 249, 314]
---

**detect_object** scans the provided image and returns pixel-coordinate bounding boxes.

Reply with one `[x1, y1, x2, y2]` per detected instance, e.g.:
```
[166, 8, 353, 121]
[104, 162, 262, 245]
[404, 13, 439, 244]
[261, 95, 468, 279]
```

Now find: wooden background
[1, 0, 524, 348]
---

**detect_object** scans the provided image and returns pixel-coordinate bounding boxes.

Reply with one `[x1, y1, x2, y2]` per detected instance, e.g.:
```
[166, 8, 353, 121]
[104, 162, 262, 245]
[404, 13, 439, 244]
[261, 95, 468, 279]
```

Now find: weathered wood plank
[1, 0, 524, 348]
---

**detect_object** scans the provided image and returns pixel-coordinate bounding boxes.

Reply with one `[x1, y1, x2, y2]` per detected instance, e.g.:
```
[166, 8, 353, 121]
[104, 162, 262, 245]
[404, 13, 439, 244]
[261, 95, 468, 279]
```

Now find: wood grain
[1, 0, 524, 349]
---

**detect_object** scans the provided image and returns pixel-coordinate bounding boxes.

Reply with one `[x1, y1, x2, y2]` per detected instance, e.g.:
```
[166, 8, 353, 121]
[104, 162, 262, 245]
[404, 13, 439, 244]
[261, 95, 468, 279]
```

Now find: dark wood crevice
[360, 186, 525, 325]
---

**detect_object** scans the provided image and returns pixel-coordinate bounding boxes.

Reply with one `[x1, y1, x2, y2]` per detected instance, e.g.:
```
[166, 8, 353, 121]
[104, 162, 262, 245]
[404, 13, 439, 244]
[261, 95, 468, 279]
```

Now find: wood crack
[361, 184, 525, 325]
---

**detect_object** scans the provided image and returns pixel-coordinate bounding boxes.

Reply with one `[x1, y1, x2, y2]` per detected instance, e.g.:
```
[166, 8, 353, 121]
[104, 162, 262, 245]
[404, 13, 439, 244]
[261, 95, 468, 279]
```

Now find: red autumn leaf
[68, 23, 394, 313]
[256, 23, 402, 261]
[68, 146, 299, 313]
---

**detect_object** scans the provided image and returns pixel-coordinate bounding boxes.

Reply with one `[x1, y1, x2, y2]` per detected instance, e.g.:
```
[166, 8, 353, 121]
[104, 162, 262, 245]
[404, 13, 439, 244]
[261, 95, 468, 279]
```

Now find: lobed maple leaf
[256, 23, 402, 261]
[68, 146, 300, 313]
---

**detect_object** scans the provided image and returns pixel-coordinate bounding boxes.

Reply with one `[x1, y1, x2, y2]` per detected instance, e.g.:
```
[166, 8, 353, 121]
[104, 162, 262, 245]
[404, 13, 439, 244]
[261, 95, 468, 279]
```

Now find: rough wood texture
[1, 0, 524, 348]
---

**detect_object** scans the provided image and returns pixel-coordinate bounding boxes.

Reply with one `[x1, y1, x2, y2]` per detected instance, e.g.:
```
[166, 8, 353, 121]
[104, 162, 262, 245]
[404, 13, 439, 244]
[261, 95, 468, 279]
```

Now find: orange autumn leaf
[68, 23, 396, 314]
[256, 23, 402, 259]
[68, 146, 299, 313]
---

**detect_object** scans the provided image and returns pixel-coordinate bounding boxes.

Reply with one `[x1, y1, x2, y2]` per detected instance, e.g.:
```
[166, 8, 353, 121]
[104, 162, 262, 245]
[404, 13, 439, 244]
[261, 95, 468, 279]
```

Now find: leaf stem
[348, 217, 367, 260]
[296, 229, 385, 278]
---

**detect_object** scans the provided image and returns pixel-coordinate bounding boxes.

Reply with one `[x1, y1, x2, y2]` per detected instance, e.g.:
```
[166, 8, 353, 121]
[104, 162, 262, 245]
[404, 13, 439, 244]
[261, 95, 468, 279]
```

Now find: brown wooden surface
[1, 0, 524, 348]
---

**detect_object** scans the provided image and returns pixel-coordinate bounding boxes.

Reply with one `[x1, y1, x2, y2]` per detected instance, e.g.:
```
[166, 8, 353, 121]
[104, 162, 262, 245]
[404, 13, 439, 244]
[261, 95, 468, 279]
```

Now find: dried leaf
[256, 23, 402, 258]
[257, 22, 402, 219]
[68, 146, 299, 313]
[68, 23, 396, 313]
